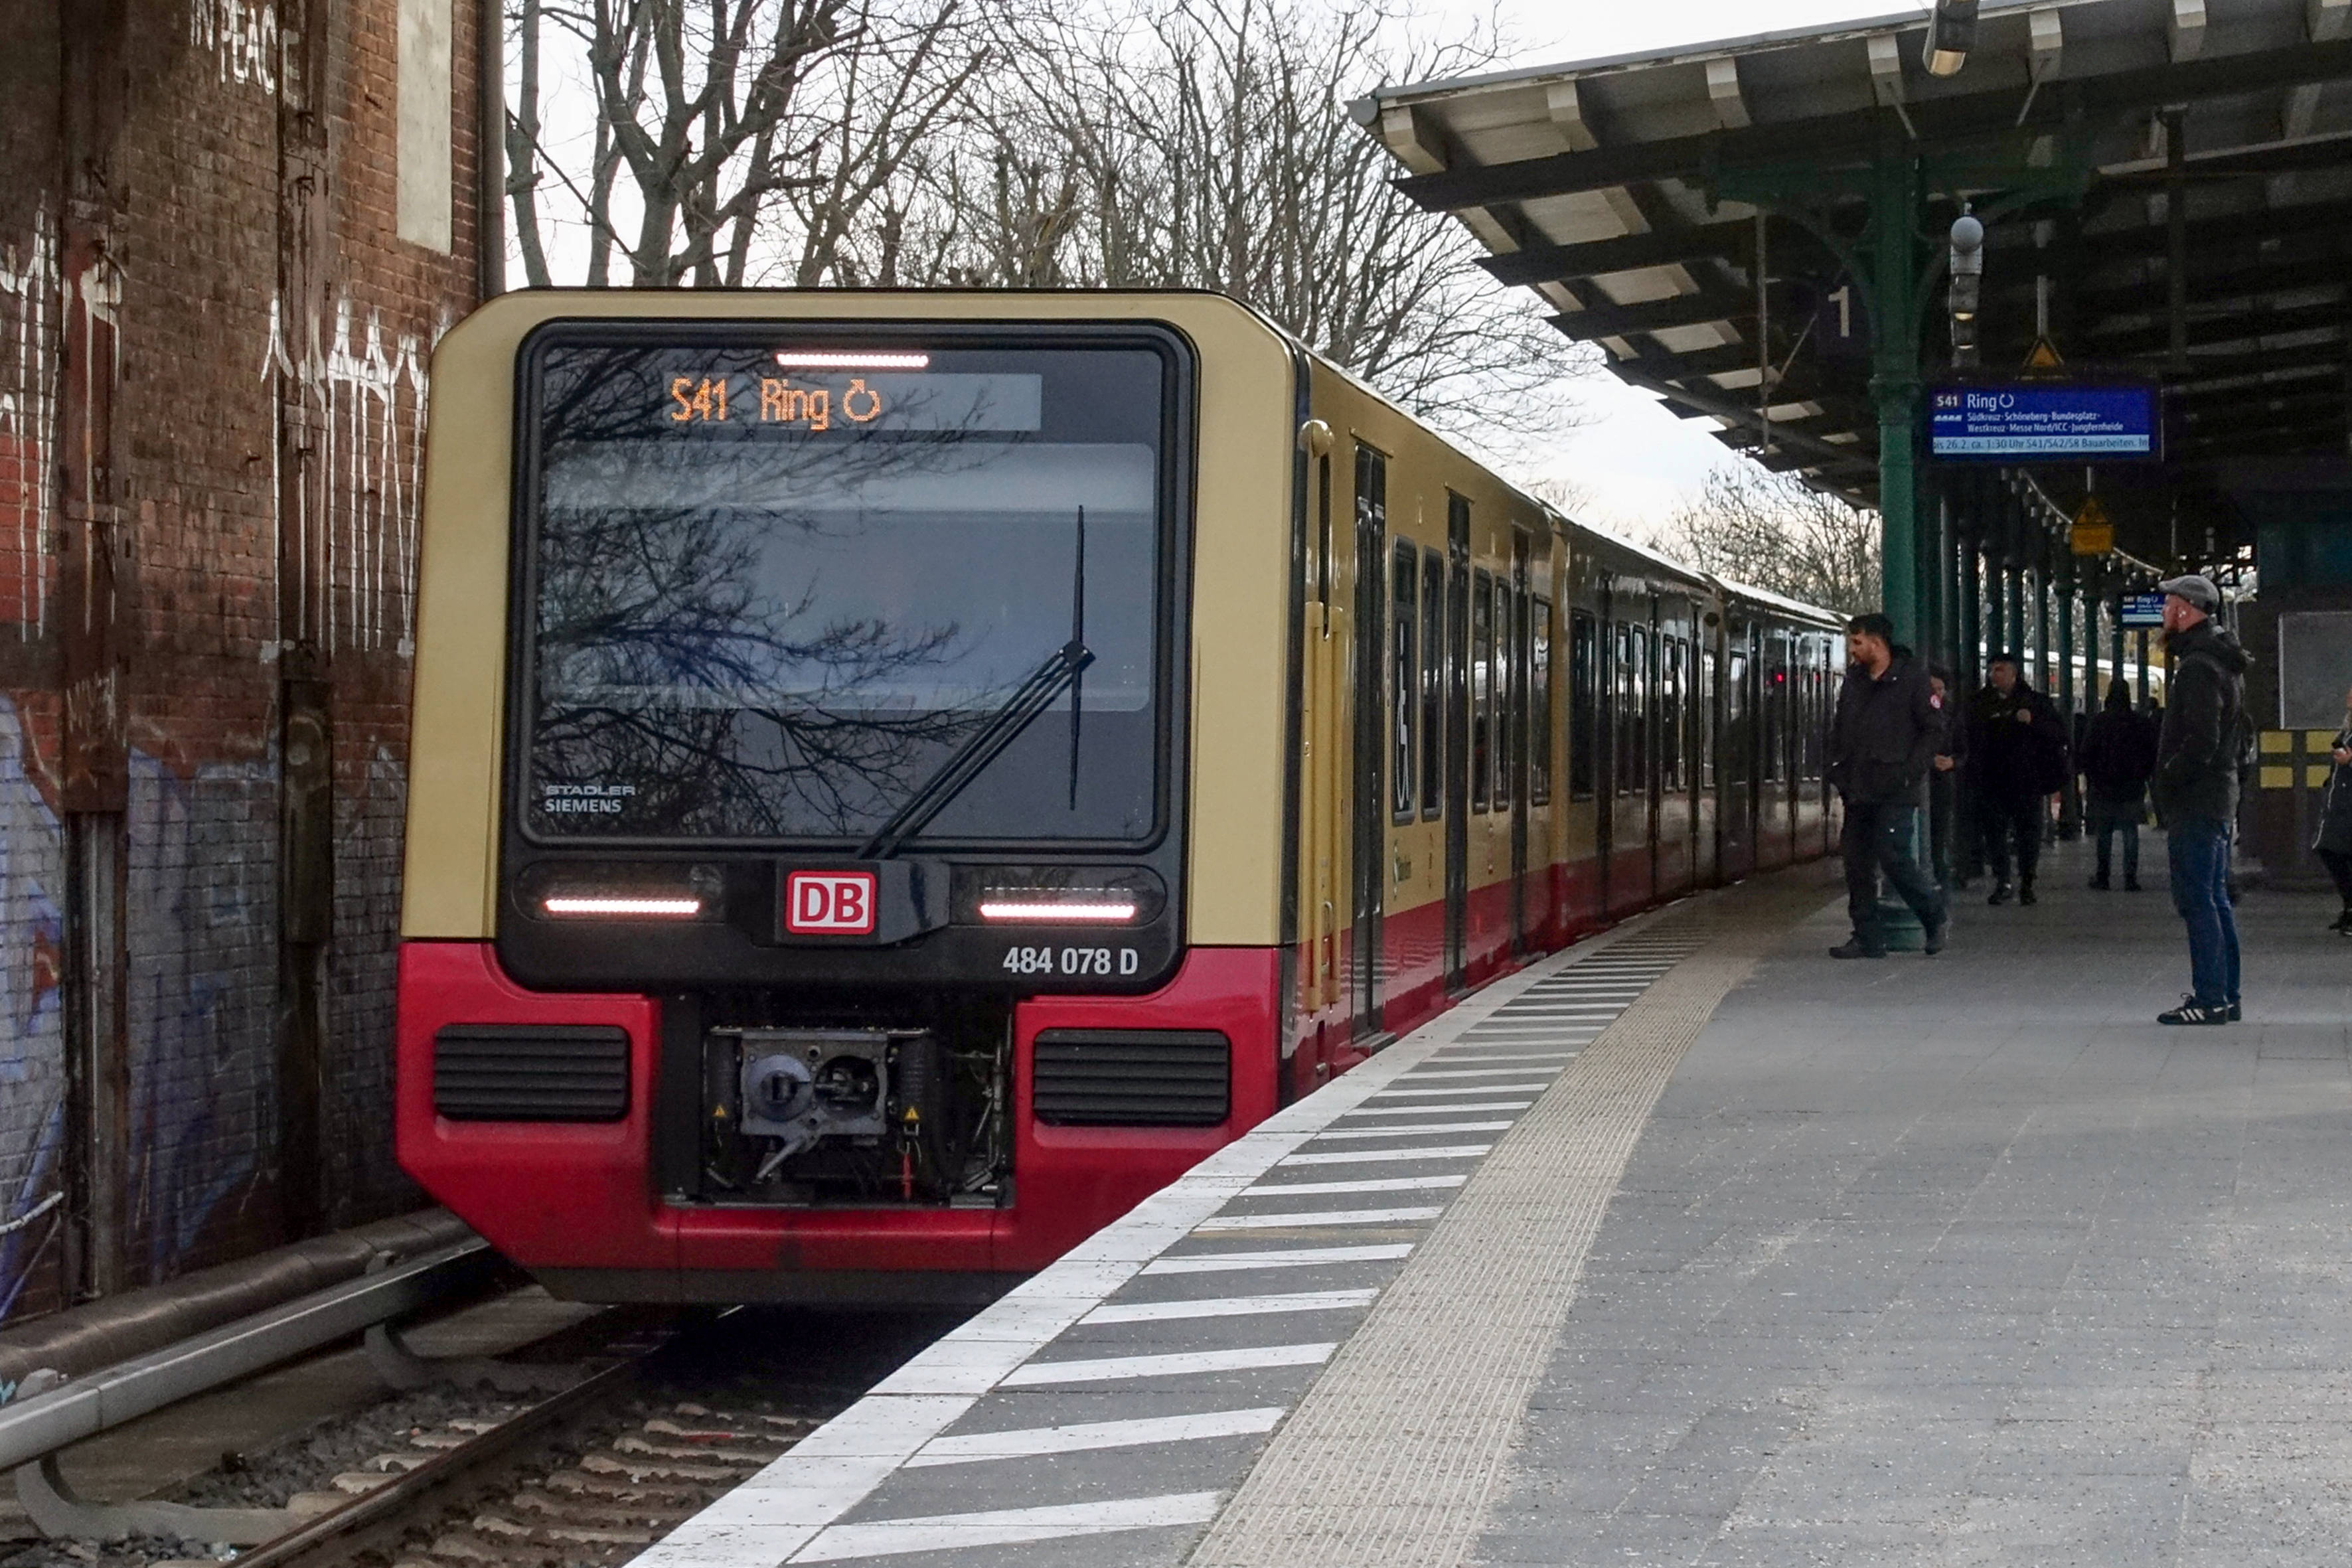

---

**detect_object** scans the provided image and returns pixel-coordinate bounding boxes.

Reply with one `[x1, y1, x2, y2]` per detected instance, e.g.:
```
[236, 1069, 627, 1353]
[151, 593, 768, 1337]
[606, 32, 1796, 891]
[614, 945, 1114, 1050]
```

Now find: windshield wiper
[858, 509, 1095, 860]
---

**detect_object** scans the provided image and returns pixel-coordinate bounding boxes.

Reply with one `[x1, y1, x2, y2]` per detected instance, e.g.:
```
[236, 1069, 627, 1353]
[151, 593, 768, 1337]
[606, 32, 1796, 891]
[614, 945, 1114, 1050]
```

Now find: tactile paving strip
[1185, 881, 1826, 1568]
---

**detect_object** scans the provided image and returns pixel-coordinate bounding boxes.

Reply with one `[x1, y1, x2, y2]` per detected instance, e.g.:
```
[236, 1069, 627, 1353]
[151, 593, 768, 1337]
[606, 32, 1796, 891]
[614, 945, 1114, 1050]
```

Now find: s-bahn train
[395, 290, 1841, 1304]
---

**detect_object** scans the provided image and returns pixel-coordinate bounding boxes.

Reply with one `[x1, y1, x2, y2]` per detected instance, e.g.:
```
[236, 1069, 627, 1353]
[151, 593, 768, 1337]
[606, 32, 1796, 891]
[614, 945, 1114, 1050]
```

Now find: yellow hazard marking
[2260, 765, 2295, 789]
[2310, 765, 2333, 789]
[2260, 730, 2294, 753]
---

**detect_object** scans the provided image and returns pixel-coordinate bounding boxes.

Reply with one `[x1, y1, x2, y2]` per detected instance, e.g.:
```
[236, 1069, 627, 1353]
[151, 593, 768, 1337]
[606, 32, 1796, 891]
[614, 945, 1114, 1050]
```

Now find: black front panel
[433, 1024, 631, 1122]
[1032, 1030, 1231, 1127]
[497, 319, 1196, 995]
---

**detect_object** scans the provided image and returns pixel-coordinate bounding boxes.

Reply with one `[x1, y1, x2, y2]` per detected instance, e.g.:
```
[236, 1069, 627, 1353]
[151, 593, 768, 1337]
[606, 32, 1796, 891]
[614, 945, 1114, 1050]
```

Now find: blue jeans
[2167, 817, 2239, 1008]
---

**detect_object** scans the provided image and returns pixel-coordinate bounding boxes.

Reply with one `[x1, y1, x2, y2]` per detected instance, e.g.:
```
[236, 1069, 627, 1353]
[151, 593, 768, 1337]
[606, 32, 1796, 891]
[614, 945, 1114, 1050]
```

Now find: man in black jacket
[2078, 679, 2157, 890]
[1967, 653, 2069, 905]
[1826, 613, 1949, 959]
[2151, 574, 2249, 1026]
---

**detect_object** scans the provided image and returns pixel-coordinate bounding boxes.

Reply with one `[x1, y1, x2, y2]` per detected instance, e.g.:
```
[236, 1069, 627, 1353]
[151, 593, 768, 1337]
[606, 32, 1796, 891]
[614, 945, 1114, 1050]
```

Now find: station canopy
[1357, 0, 2352, 557]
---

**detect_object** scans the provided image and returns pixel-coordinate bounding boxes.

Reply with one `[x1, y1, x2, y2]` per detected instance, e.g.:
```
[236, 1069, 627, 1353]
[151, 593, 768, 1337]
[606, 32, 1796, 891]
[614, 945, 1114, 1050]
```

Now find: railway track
[172, 1306, 957, 1568]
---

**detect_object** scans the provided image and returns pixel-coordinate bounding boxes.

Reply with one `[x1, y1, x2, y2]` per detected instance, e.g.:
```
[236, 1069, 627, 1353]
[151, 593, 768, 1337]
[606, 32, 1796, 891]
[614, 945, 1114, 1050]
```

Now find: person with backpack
[1966, 652, 2069, 905]
[2078, 678, 2158, 890]
[2310, 684, 2352, 933]
[2150, 574, 2250, 1026]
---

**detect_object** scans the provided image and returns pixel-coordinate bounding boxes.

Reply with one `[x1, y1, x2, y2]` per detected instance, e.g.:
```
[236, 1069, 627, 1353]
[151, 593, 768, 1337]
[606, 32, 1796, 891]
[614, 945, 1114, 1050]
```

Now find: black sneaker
[2018, 879, 2038, 906]
[2332, 910, 2352, 933]
[2088, 874, 2111, 890]
[2124, 876, 2142, 891]
[2157, 996, 2229, 1026]
[2228, 1000, 2242, 1022]
[1988, 882, 2013, 905]
[1829, 939, 1887, 960]
[1922, 917, 1948, 955]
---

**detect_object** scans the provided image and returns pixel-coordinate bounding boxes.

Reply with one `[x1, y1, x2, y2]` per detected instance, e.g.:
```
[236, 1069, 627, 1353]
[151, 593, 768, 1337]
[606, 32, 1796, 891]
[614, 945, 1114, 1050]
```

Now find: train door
[1509, 534, 1531, 953]
[1350, 446, 1387, 1036]
[1443, 494, 1470, 990]
[1569, 603, 1601, 924]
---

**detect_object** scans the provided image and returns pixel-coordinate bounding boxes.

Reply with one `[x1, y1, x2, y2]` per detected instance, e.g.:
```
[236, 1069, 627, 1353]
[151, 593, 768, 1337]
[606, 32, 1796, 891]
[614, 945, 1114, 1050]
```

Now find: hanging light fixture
[1923, 0, 1981, 77]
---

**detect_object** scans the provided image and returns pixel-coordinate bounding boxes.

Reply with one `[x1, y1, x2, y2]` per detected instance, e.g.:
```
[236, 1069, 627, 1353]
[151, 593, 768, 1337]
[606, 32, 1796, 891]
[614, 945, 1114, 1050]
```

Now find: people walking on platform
[1927, 666, 1966, 890]
[1826, 615, 1948, 960]
[2311, 686, 2352, 932]
[2150, 574, 2248, 1026]
[2078, 678, 2158, 891]
[1967, 652, 2069, 906]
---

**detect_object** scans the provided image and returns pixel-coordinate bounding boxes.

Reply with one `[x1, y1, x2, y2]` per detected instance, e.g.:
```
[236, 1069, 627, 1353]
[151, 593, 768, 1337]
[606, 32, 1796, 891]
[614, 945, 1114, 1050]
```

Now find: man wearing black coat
[1826, 614, 1949, 959]
[2150, 574, 2249, 1026]
[2078, 679, 2157, 890]
[1967, 653, 2069, 906]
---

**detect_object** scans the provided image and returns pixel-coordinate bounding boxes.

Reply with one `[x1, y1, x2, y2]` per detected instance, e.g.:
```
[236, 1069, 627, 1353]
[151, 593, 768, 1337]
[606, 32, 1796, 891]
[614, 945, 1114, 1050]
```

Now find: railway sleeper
[475, 1510, 659, 1546]
[576, 1451, 742, 1483]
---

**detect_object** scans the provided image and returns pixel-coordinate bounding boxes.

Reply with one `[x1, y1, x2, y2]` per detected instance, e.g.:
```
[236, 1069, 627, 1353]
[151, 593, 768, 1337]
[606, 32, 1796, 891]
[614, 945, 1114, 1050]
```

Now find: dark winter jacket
[2313, 724, 2352, 856]
[1966, 681, 2069, 805]
[2152, 619, 2250, 828]
[1828, 653, 1940, 807]
[2078, 692, 2159, 809]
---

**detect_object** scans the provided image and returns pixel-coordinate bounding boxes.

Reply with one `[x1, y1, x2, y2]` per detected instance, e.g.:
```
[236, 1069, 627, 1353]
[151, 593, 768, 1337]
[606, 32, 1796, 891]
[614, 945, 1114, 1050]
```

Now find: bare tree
[509, 0, 986, 289]
[1652, 463, 1882, 617]
[854, 0, 1593, 441]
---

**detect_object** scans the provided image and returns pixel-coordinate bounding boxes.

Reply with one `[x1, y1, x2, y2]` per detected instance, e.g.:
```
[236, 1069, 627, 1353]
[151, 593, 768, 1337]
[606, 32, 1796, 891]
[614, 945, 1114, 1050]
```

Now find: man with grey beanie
[2150, 574, 2248, 1026]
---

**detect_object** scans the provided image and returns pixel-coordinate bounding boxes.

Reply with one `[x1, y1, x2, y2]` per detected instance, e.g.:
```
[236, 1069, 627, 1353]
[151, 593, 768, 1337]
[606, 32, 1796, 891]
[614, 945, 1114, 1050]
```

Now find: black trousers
[1927, 770, 1959, 887]
[2319, 847, 2352, 907]
[1977, 794, 2044, 883]
[1842, 800, 1946, 948]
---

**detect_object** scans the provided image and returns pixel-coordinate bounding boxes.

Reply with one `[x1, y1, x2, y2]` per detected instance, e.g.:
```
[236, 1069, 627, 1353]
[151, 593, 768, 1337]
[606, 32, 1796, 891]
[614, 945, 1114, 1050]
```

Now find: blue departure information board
[2120, 593, 2166, 628]
[1928, 383, 2159, 460]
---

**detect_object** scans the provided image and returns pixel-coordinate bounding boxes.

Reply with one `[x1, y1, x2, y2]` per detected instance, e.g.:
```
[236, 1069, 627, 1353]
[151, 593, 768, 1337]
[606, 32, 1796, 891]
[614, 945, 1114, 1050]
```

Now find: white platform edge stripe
[625, 903, 1688, 1568]
[790, 1492, 1222, 1562]
[1080, 1289, 1377, 1324]
[1000, 1341, 1336, 1386]
[1140, 1244, 1414, 1274]
[1278, 1144, 1494, 1166]
[904, 1407, 1287, 1468]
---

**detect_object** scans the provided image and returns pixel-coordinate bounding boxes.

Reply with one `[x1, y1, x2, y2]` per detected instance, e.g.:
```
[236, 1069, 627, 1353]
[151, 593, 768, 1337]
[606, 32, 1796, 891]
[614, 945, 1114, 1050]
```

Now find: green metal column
[2058, 556, 2079, 839]
[2004, 558, 2025, 663]
[1871, 147, 1922, 647]
[2136, 625, 2152, 707]
[2116, 580, 2136, 700]
[1962, 531, 1982, 691]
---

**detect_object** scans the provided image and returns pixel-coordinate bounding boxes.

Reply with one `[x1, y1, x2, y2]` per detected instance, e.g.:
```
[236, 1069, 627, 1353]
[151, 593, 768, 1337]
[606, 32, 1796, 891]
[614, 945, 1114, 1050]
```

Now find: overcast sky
[1427, 1, 1926, 528]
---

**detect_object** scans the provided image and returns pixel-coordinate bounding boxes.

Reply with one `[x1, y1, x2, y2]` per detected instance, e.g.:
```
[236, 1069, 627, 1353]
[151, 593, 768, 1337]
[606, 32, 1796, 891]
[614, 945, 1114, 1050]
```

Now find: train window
[1660, 635, 1682, 793]
[1471, 570, 1494, 812]
[518, 331, 1168, 846]
[1761, 635, 1786, 783]
[1316, 453, 1332, 614]
[1639, 625, 1656, 796]
[1420, 547, 1443, 817]
[1391, 542, 1417, 823]
[1700, 647, 1719, 789]
[1493, 585, 1514, 811]
[1569, 609, 1597, 801]
[1611, 622, 1630, 797]
[1530, 597, 1553, 805]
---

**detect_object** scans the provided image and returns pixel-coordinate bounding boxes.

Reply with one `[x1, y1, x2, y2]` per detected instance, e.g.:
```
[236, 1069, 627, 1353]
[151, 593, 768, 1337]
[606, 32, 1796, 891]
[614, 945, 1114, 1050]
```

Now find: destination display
[1928, 382, 2159, 460]
[2120, 593, 2166, 628]
[661, 369, 1043, 433]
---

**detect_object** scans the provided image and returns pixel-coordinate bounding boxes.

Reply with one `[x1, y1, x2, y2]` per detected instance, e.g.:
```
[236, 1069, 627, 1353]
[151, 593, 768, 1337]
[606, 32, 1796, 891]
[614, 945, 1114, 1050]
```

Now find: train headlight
[520, 863, 725, 921]
[953, 866, 1166, 927]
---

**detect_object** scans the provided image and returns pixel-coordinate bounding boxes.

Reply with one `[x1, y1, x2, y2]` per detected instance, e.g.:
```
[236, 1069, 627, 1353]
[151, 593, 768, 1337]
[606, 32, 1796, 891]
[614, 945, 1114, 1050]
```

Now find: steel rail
[0, 1237, 496, 1472]
[226, 1356, 646, 1568]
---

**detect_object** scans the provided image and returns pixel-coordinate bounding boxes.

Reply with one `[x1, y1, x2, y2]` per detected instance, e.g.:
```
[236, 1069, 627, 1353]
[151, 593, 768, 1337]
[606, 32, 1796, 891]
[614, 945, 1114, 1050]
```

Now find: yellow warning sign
[2070, 494, 2112, 556]
[2023, 336, 2066, 372]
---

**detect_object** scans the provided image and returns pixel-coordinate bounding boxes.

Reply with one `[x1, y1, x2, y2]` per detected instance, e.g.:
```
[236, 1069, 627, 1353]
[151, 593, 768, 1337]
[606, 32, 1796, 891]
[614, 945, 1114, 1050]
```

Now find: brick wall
[0, 0, 483, 1319]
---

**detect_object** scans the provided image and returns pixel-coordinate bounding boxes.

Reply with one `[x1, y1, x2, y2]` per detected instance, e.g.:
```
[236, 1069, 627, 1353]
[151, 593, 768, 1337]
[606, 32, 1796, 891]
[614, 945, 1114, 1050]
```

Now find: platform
[635, 840, 2352, 1567]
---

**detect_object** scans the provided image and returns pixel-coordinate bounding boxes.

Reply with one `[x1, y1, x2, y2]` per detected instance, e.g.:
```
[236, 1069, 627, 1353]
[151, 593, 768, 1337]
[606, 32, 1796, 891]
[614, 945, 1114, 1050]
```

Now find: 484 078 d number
[1001, 945, 1142, 977]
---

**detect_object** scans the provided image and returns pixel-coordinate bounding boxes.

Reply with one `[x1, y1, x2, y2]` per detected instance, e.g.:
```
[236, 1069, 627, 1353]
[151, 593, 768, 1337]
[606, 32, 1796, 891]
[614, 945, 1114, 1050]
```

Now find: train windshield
[518, 333, 1171, 846]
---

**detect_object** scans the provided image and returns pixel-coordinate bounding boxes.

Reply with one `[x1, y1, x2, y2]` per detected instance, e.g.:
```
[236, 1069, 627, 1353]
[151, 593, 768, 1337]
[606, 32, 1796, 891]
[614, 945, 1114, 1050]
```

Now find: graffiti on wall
[266, 293, 436, 659]
[0, 698, 64, 1318]
[190, 0, 279, 94]
[0, 209, 56, 639]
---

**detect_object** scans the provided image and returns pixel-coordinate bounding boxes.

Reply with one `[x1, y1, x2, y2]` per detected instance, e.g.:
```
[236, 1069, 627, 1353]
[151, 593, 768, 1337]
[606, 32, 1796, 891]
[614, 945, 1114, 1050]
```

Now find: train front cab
[397, 291, 1316, 1300]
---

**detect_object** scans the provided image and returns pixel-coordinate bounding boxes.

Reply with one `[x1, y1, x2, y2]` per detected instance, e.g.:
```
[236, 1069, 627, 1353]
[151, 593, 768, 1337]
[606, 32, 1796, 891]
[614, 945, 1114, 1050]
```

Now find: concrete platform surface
[632, 836, 2352, 1567]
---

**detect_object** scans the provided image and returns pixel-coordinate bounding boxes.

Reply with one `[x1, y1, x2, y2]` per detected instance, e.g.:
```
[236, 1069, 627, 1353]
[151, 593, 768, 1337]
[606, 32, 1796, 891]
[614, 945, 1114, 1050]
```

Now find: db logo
[785, 871, 877, 935]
